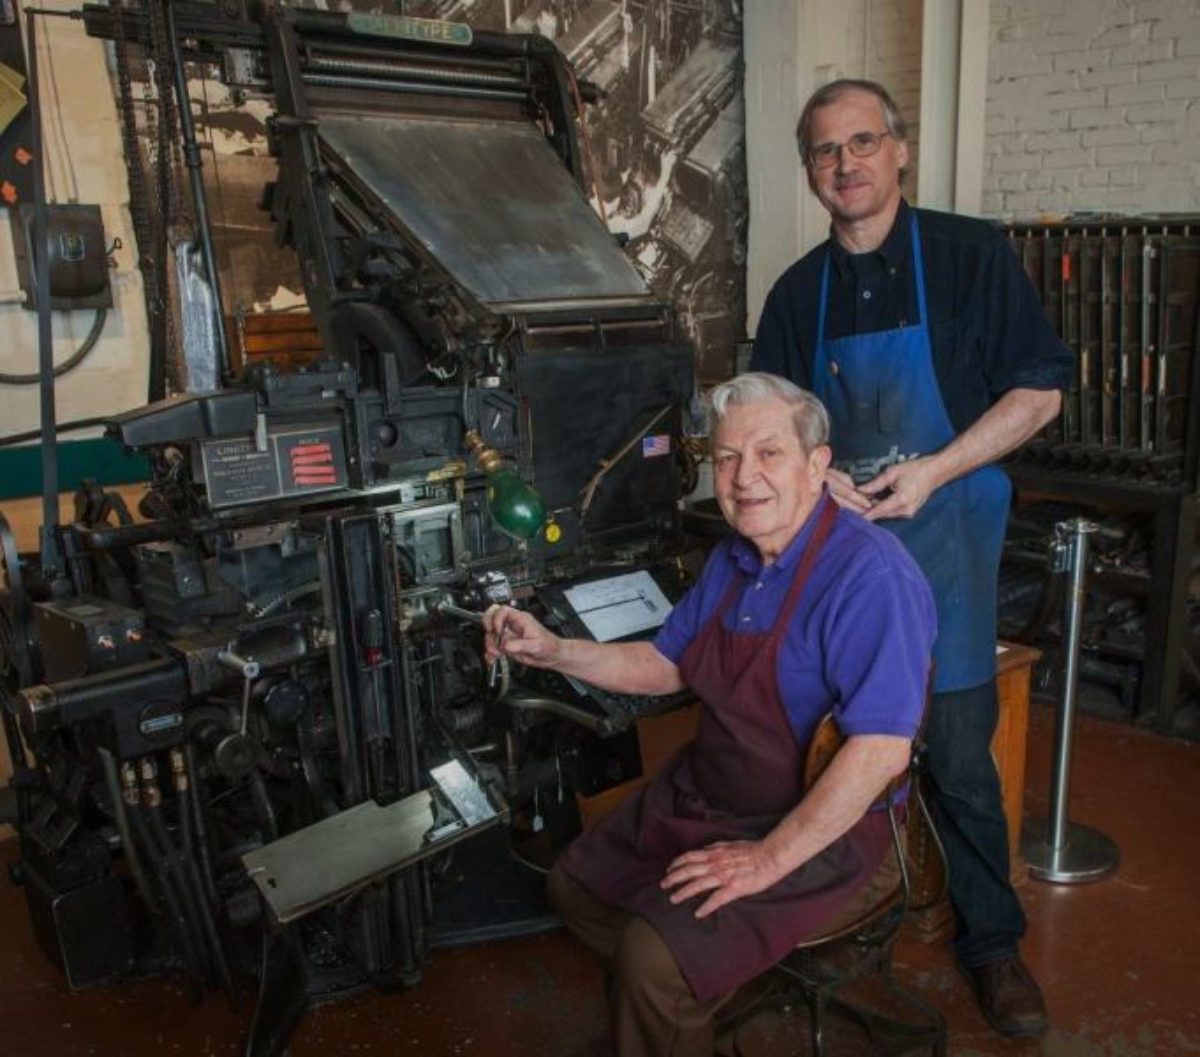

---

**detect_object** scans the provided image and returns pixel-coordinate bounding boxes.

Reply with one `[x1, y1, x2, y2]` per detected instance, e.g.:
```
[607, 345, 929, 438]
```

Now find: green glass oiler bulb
[486, 467, 546, 540]
[464, 430, 546, 540]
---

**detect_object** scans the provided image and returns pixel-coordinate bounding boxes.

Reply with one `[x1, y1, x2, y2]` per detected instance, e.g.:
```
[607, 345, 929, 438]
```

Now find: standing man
[751, 79, 1072, 1039]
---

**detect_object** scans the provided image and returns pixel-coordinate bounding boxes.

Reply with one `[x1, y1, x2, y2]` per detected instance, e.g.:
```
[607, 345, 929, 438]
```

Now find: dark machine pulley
[0, 513, 35, 690]
[327, 301, 429, 391]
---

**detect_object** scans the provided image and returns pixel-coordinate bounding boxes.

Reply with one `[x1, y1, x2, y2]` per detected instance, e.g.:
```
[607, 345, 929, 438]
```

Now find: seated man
[482, 373, 936, 1057]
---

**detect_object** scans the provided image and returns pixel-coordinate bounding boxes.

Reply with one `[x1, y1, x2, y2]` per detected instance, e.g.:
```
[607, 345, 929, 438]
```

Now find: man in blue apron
[751, 79, 1073, 1039]
[484, 375, 936, 1056]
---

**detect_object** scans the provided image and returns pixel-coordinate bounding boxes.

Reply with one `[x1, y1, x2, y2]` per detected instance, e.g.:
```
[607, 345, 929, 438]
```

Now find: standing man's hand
[860, 455, 945, 521]
[825, 468, 874, 515]
[483, 605, 562, 668]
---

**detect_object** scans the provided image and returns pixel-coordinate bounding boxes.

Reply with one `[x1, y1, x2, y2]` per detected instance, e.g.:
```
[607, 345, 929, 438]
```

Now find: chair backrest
[802, 714, 948, 922]
[900, 742, 949, 913]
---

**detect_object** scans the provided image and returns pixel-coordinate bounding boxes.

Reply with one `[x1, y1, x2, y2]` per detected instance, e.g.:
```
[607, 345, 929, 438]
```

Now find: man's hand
[482, 608, 684, 693]
[825, 468, 874, 515]
[661, 840, 785, 919]
[860, 455, 946, 521]
[482, 605, 562, 669]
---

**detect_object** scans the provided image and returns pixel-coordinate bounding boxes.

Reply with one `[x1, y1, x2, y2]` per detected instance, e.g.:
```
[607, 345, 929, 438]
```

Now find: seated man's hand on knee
[662, 839, 785, 919]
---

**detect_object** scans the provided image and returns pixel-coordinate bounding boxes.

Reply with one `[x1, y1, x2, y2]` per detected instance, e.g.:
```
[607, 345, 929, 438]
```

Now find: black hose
[176, 793, 239, 1009]
[0, 307, 108, 385]
[128, 804, 206, 1001]
[147, 801, 220, 988]
[96, 748, 156, 911]
[177, 778, 197, 872]
[184, 741, 221, 910]
[295, 711, 338, 819]
[248, 771, 280, 842]
[145, 804, 215, 988]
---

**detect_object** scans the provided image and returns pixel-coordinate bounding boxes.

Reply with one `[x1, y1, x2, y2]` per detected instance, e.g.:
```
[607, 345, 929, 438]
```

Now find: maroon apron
[559, 497, 893, 1001]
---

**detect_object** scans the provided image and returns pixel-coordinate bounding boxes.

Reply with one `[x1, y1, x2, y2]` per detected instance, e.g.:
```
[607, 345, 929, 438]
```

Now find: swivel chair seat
[717, 715, 949, 1056]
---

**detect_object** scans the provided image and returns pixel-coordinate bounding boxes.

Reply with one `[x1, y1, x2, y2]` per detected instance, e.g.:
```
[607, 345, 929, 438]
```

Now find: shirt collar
[727, 489, 833, 577]
[828, 198, 911, 279]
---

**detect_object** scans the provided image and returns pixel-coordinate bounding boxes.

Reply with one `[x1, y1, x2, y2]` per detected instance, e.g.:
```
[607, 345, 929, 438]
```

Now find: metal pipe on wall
[23, 6, 63, 579]
[164, 0, 230, 383]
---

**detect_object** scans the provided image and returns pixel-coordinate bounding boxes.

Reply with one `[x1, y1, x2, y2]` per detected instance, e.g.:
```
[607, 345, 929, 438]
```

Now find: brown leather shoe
[959, 956, 1049, 1037]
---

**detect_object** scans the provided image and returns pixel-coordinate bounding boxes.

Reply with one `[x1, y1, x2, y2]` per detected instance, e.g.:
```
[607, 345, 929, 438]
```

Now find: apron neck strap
[817, 210, 929, 343]
[768, 495, 839, 642]
[817, 246, 832, 347]
[909, 212, 929, 327]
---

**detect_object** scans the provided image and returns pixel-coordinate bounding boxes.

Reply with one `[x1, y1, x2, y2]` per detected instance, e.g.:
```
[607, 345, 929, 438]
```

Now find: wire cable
[0, 306, 107, 385]
[0, 414, 110, 448]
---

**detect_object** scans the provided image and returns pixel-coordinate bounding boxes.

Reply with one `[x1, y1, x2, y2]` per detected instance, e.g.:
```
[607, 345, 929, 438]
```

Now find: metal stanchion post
[1021, 518, 1120, 883]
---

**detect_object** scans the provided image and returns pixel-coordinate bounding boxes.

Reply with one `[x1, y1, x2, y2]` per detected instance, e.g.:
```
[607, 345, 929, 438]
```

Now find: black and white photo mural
[189, 1, 748, 383]
[481, 0, 750, 381]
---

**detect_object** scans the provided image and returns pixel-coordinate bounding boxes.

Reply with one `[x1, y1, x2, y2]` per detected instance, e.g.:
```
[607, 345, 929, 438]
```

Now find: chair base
[821, 964, 948, 1056]
[717, 945, 947, 1057]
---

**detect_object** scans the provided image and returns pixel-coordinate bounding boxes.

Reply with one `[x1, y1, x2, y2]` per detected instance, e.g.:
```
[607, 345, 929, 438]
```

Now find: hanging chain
[144, 0, 186, 383]
[112, 0, 170, 375]
[146, 0, 187, 233]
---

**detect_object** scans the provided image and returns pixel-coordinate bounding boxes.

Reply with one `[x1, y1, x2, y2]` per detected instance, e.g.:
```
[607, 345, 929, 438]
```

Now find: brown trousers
[546, 833, 903, 1057]
[547, 862, 732, 1057]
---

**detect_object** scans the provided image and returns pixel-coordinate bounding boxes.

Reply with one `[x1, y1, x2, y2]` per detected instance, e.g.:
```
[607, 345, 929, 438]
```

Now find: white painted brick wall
[983, 0, 1200, 218]
[866, 0, 925, 197]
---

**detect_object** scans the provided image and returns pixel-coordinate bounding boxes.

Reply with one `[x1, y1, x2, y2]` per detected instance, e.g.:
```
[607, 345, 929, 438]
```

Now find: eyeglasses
[808, 130, 894, 169]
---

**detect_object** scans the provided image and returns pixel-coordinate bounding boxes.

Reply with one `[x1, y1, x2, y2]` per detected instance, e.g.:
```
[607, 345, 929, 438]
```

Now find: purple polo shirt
[654, 494, 936, 749]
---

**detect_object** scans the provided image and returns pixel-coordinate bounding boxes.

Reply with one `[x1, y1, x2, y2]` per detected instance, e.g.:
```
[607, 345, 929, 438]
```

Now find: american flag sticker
[642, 434, 671, 458]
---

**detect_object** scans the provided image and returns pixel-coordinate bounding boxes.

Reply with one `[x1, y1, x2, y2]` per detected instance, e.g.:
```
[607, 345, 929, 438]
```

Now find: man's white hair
[708, 372, 831, 452]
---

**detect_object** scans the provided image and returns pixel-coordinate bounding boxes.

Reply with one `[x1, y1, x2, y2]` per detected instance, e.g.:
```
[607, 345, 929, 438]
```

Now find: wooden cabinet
[995, 641, 1040, 873]
[908, 641, 1039, 941]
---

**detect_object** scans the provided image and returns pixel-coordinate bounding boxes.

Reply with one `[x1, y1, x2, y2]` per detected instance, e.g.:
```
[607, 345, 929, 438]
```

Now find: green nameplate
[346, 13, 473, 47]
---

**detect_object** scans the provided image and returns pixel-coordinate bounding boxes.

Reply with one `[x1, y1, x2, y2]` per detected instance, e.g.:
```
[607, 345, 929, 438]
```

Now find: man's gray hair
[795, 78, 909, 181]
[708, 373, 830, 452]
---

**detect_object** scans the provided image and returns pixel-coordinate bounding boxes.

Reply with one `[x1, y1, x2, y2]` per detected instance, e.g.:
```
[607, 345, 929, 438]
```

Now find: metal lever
[436, 600, 509, 687]
[219, 647, 260, 736]
[436, 601, 484, 626]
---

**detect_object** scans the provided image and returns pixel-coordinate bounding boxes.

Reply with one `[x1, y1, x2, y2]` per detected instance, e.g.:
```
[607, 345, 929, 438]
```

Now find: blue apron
[812, 215, 1009, 692]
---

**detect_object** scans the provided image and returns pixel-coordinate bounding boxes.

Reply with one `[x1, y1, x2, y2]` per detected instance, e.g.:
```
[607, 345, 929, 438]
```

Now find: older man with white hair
[483, 373, 936, 1057]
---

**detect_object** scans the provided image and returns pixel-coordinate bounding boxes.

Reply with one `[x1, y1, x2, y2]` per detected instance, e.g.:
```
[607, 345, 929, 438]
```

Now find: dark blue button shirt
[653, 496, 936, 751]
[750, 200, 1073, 434]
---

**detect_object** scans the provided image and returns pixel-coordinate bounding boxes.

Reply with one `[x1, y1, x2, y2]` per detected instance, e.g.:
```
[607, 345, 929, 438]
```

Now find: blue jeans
[924, 681, 1027, 968]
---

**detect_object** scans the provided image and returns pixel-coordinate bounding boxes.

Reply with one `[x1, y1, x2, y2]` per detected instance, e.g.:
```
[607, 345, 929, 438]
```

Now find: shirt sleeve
[983, 234, 1075, 396]
[820, 556, 937, 739]
[652, 542, 734, 664]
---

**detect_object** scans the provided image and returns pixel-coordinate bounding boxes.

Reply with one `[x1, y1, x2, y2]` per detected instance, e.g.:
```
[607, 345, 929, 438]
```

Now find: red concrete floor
[1, 703, 1197, 1057]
